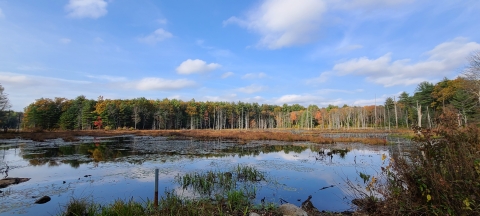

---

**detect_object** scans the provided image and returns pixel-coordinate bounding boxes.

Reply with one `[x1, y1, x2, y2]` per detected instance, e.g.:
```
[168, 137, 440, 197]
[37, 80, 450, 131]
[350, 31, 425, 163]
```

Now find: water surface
[0, 136, 391, 215]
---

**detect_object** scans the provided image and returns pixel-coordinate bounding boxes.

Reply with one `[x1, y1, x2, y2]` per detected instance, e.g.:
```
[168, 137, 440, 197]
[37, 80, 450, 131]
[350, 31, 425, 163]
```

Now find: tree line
[3, 52, 480, 131]
[17, 77, 478, 131]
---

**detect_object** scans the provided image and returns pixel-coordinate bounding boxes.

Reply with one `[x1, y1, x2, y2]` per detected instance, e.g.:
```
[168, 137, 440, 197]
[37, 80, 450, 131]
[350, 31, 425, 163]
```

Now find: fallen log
[0, 177, 31, 188]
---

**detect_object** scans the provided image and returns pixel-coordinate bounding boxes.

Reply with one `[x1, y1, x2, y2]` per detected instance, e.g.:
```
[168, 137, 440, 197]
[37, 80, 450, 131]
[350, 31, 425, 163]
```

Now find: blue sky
[1, 0, 480, 111]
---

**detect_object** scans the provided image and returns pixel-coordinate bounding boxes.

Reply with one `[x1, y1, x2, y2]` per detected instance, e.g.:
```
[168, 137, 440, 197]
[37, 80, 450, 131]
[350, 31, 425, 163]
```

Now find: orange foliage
[314, 111, 322, 121]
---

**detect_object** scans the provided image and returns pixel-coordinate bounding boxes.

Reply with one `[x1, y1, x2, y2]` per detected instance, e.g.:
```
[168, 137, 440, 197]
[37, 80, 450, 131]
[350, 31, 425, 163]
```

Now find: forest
[6, 75, 477, 131]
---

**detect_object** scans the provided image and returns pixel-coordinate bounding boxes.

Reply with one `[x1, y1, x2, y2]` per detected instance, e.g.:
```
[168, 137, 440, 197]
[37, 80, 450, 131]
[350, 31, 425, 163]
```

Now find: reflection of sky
[1, 142, 389, 215]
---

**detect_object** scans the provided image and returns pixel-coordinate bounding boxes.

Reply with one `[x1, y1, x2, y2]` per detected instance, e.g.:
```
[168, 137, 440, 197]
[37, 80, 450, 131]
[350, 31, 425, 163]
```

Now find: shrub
[353, 107, 480, 215]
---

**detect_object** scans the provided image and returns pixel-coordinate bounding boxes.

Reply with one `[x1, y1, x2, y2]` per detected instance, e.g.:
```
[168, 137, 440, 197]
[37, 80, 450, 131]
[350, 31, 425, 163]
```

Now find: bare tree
[462, 51, 480, 104]
[0, 84, 11, 112]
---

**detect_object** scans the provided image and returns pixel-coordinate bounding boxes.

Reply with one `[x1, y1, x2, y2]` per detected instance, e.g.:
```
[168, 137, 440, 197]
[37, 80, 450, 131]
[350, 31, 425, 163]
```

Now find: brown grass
[0, 129, 391, 145]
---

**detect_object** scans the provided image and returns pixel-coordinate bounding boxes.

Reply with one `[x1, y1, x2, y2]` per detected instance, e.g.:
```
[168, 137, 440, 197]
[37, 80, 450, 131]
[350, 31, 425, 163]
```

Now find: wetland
[0, 131, 405, 215]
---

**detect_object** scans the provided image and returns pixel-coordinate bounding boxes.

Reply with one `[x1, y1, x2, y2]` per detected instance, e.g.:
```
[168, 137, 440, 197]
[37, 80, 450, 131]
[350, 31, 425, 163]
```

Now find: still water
[0, 136, 391, 215]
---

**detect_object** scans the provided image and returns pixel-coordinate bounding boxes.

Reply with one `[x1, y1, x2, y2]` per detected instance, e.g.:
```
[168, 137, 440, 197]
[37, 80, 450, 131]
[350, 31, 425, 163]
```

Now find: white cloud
[235, 84, 266, 94]
[139, 28, 173, 44]
[224, 0, 415, 49]
[275, 94, 319, 104]
[132, 78, 196, 91]
[274, 93, 345, 107]
[65, 0, 108, 19]
[221, 72, 234, 79]
[329, 37, 480, 87]
[352, 94, 391, 106]
[224, 0, 327, 49]
[203, 94, 238, 102]
[242, 72, 267, 79]
[59, 38, 71, 44]
[0, 8, 5, 19]
[176, 59, 221, 75]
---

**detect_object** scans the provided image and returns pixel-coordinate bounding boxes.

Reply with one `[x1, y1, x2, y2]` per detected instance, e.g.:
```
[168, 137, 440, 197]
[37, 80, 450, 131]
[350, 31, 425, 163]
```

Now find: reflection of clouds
[3, 141, 392, 213]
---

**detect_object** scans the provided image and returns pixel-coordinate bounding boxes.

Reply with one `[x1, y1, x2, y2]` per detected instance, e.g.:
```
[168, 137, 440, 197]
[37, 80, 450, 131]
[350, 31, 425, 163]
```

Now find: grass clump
[61, 165, 278, 216]
[351, 107, 480, 215]
[61, 198, 155, 216]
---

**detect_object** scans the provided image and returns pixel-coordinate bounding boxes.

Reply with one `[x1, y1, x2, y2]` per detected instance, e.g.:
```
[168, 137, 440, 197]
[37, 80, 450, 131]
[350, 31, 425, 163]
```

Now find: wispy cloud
[86, 75, 127, 82]
[129, 78, 196, 91]
[157, 19, 168, 25]
[59, 38, 72, 44]
[65, 0, 108, 19]
[235, 84, 266, 94]
[221, 72, 234, 79]
[0, 7, 5, 19]
[242, 72, 267, 79]
[138, 28, 173, 44]
[17, 65, 47, 72]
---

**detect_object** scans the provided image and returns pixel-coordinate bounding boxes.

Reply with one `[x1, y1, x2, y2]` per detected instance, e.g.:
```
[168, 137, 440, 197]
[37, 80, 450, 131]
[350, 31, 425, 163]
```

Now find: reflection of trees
[19, 142, 327, 168]
[62, 160, 80, 168]
[220, 145, 308, 157]
[22, 142, 134, 168]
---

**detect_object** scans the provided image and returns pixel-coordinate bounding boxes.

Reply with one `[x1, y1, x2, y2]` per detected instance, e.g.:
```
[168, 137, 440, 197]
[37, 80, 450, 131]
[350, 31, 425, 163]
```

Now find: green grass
[60, 165, 280, 216]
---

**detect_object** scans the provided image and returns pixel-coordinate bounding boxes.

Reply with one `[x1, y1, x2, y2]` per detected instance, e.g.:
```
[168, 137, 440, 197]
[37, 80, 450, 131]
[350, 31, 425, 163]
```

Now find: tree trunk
[417, 101, 422, 127]
[394, 96, 398, 128]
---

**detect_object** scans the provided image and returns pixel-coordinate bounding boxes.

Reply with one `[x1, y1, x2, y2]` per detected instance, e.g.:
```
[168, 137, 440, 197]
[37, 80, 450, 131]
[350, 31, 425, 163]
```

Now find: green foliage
[414, 81, 435, 108]
[359, 172, 371, 184]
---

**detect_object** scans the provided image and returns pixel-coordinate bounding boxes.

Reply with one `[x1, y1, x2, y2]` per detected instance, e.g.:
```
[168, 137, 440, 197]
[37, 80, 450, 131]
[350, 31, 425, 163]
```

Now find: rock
[35, 196, 51, 204]
[249, 213, 261, 216]
[0, 177, 31, 188]
[301, 195, 322, 215]
[278, 203, 308, 216]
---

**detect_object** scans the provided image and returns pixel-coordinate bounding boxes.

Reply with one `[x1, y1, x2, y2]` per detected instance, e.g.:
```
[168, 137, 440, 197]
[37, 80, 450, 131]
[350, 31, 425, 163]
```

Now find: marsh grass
[175, 165, 264, 197]
[60, 165, 279, 216]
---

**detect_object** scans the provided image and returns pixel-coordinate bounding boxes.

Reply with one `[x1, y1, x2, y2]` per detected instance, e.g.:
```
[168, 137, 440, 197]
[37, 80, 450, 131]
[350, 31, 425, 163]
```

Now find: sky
[1, 0, 480, 111]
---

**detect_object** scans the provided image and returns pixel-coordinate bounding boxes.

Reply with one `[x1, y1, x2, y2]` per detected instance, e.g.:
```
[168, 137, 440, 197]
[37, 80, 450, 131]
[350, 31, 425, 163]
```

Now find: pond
[0, 136, 394, 215]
